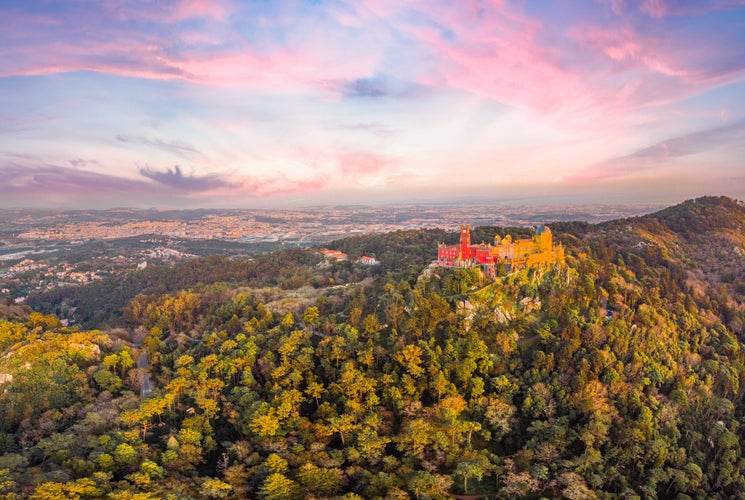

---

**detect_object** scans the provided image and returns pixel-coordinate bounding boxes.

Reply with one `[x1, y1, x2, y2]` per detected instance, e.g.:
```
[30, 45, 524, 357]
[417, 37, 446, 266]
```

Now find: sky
[1, 0, 745, 209]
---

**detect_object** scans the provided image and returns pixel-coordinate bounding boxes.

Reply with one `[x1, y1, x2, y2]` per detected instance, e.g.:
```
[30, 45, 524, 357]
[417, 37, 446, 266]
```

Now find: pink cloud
[228, 174, 327, 198]
[0, 22, 376, 92]
[603, 40, 641, 62]
[640, 0, 669, 18]
[104, 0, 230, 23]
[346, 0, 745, 132]
[346, 122, 397, 139]
[607, 0, 628, 15]
[0, 2, 258, 85]
[0, 20, 188, 80]
[339, 152, 395, 176]
[368, 1, 605, 124]
[171, 49, 338, 88]
[2, 0, 744, 171]
[575, 22, 745, 91]
[575, 25, 687, 77]
[170, 0, 229, 22]
[602, 0, 745, 17]
[343, 3, 631, 132]
[2, 0, 737, 120]
[0, 41, 310, 91]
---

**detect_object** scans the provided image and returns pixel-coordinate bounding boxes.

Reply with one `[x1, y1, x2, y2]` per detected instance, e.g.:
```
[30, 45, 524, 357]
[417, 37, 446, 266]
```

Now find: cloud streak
[138, 165, 231, 191]
[0, 160, 328, 203]
[0, 164, 156, 195]
[117, 135, 201, 158]
[566, 120, 745, 182]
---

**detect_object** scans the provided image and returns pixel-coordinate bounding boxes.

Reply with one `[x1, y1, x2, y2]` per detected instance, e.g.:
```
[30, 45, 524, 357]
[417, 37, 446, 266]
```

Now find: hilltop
[0, 196, 744, 498]
[567, 195, 745, 335]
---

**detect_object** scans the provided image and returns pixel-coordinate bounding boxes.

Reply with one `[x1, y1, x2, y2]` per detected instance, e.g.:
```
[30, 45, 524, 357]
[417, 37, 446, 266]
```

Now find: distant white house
[357, 255, 380, 266]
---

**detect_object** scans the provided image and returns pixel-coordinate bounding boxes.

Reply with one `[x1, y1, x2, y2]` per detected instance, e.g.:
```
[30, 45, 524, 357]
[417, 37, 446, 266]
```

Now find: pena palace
[437, 224, 564, 277]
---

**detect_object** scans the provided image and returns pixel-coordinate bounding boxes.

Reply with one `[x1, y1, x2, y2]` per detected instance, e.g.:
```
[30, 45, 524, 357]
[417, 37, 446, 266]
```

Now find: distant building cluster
[437, 224, 564, 276]
[0, 258, 44, 278]
[319, 249, 380, 265]
[146, 247, 195, 260]
[320, 249, 348, 261]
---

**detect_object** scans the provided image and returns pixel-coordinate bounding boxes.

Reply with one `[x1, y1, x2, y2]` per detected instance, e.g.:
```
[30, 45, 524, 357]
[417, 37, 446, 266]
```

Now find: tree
[93, 368, 122, 393]
[408, 471, 453, 500]
[328, 414, 358, 447]
[455, 458, 489, 494]
[119, 346, 135, 378]
[31, 478, 101, 500]
[395, 344, 425, 377]
[362, 314, 380, 338]
[556, 472, 596, 500]
[264, 454, 288, 474]
[398, 418, 434, 459]
[431, 370, 451, 403]
[114, 443, 138, 466]
[302, 307, 320, 330]
[305, 380, 325, 407]
[200, 478, 233, 499]
[297, 463, 342, 496]
[0, 469, 18, 498]
[383, 290, 405, 331]
[0, 320, 25, 350]
[259, 473, 300, 500]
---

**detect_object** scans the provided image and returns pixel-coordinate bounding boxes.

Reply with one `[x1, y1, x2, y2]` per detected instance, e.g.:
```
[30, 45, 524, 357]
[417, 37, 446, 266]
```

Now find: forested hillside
[23, 229, 450, 329]
[2, 196, 745, 498]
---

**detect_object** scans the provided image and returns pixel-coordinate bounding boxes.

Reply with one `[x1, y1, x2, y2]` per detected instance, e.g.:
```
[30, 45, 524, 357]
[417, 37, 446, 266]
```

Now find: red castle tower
[460, 224, 471, 257]
[438, 224, 483, 265]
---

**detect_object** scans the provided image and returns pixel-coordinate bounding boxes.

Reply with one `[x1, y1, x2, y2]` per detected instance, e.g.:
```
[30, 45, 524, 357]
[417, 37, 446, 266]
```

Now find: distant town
[0, 202, 659, 302]
[1, 203, 658, 244]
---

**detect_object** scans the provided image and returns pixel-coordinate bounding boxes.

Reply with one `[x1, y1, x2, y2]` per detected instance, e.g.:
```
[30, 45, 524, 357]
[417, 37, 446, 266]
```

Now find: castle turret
[460, 224, 471, 256]
[535, 224, 551, 252]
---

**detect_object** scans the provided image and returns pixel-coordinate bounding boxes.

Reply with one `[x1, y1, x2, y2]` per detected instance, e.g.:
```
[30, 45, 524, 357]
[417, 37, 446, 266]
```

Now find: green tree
[260, 473, 300, 500]
[114, 443, 138, 466]
[454, 457, 490, 494]
[200, 478, 233, 499]
[302, 306, 320, 330]
[297, 463, 342, 496]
